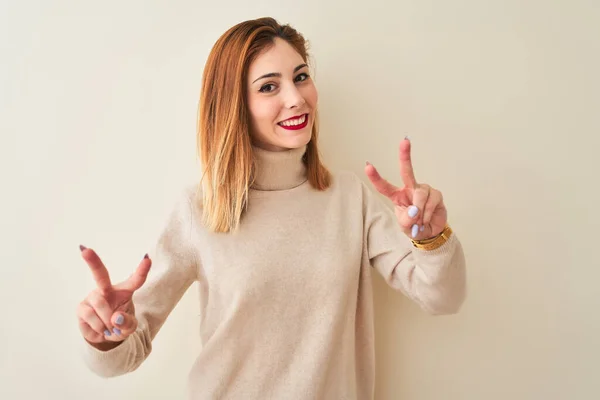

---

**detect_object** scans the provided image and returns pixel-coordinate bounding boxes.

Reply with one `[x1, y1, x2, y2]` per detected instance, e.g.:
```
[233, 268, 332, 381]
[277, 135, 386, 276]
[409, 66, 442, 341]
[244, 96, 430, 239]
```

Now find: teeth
[280, 114, 306, 127]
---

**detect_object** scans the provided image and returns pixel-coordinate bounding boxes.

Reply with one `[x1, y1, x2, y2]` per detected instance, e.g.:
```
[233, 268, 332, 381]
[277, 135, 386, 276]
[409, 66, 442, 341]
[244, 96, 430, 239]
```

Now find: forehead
[248, 38, 305, 78]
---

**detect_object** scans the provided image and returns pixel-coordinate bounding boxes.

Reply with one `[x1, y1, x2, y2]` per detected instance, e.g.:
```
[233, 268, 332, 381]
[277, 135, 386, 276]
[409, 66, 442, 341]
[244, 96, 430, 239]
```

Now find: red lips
[278, 114, 308, 130]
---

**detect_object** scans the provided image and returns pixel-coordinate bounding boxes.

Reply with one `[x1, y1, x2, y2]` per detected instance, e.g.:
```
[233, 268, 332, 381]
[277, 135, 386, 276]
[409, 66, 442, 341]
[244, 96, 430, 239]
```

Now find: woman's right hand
[76, 245, 152, 349]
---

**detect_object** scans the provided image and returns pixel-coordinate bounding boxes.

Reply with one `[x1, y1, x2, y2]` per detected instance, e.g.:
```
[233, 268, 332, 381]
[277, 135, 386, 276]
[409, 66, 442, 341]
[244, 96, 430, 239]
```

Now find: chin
[278, 130, 312, 150]
[274, 120, 313, 149]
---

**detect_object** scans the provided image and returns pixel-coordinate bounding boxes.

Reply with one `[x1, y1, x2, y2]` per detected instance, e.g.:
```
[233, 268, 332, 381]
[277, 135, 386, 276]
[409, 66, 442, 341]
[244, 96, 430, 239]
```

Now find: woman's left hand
[365, 137, 448, 241]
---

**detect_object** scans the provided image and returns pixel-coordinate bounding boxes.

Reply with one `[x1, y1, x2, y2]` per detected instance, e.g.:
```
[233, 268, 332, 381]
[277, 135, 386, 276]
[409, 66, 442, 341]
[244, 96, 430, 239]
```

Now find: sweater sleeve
[360, 179, 467, 315]
[80, 189, 198, 377]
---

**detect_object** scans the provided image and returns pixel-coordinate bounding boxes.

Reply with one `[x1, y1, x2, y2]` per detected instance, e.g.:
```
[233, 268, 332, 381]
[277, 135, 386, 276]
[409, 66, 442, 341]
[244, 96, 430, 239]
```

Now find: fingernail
[113, 328, 121, 335]
[144, 253, 149, 259]
[115, 314, 124, 325]
[408, 205, 418, 218]
[104, 329, 111, 336]
[79, 245, 87, 251]
[411, 224, 419, 238]
[365, 161, 371, 166]
[420, 225, 425, 232]
[404, 135, 410, 141]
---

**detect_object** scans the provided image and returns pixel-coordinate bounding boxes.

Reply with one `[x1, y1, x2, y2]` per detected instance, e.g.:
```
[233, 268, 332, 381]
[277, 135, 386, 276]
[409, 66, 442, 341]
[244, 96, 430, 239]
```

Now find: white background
[1, 0, 599, 399]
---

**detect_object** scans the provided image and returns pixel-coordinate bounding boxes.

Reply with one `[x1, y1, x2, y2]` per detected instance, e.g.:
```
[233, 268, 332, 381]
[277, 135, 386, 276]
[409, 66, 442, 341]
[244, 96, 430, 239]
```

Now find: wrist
[411, 224, 453, 251]
[86, 338, 124, 352]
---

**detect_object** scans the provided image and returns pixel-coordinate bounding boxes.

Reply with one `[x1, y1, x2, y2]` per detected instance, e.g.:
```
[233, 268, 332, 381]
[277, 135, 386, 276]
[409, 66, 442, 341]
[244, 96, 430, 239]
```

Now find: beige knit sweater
[81, 145, 467, 399]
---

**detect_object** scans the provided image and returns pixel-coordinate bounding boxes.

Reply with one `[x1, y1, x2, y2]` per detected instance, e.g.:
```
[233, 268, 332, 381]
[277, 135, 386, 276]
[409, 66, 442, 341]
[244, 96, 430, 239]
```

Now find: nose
[283, 84, 306, 109]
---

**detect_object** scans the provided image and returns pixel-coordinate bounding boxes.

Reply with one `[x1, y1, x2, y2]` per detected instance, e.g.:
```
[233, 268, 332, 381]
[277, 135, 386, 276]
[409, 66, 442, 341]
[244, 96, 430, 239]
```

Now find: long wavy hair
[197, 17, 331, 233]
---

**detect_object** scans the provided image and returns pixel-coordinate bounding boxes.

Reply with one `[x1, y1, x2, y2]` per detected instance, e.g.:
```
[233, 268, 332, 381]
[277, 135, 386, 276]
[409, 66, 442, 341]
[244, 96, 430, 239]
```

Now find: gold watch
[411, 224, 453, 251]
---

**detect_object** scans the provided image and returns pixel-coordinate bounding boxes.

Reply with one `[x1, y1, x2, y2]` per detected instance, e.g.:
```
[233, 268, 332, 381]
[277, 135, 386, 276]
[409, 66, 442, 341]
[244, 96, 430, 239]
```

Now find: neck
[251, 145, 308, 191]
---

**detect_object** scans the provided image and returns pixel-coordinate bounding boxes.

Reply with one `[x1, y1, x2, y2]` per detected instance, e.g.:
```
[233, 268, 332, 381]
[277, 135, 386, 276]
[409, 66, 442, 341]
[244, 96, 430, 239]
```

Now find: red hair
[197, 17, 331, 233]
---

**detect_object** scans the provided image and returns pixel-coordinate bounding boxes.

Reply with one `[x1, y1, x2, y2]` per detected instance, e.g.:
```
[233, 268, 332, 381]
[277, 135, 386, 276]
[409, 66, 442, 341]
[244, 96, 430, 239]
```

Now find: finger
[86, 291, 114, 332]
[395, 207, 418, 231]
[78, 320, 104, 343]
[422, 189, 443, 226]
[111, 311, 137, 336]
[365, 162, 399, 198]
[80, 246, 112, 294]
[399, 138, 417, 188]
[410, 184, 430, 237]
[77, 302, 111, 337]
[115, 254, 152, 292]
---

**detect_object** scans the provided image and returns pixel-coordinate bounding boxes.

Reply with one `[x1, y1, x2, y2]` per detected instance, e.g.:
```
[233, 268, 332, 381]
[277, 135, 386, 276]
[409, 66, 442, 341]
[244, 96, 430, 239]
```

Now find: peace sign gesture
[76, 246, 152, 348]
[365, 137, 448, 241]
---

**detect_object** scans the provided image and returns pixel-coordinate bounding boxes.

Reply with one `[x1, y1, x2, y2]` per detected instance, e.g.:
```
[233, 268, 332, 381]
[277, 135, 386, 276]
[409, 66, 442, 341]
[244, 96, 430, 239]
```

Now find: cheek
[250, 97, 281, 123]
[248, 100, 283, 139]
[303, 84, 318, 107]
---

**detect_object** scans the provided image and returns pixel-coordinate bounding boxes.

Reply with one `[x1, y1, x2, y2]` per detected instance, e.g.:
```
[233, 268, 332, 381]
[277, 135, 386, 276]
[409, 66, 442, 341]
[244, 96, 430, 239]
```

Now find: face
[246, 38, 318, 152]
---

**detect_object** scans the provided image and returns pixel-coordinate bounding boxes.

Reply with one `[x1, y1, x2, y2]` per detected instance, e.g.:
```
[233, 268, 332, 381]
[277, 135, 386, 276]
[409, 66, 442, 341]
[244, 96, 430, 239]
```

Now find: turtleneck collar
[251, 145, 308, 191]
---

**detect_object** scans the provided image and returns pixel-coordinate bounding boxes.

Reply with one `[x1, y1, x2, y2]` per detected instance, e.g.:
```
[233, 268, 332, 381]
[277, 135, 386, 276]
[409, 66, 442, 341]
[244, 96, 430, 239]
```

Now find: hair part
[197, 17, 331, 233]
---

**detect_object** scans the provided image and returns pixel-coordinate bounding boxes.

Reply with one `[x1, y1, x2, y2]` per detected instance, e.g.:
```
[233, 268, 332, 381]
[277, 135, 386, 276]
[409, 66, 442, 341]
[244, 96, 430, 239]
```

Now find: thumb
[396, 205, 423, 239]
[111, 311, 137, 336]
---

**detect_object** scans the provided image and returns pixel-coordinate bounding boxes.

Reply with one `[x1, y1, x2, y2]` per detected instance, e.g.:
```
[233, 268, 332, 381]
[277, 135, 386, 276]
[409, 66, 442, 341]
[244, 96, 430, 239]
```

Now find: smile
[278, 114, 308, 130]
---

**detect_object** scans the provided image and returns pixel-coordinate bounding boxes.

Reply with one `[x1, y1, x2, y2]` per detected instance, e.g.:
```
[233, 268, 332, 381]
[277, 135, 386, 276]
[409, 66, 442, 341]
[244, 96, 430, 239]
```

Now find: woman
[77, 17, 466, 399]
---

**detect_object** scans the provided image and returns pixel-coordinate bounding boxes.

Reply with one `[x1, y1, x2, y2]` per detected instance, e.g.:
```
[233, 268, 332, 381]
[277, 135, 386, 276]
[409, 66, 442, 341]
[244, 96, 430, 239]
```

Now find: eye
[259, 83, 277, 93]
[295, 73, 310, 82]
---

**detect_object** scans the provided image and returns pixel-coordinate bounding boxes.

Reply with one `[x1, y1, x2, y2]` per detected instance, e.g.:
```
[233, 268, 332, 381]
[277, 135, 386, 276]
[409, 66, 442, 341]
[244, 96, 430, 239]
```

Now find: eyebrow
[252, 63, 308, 84]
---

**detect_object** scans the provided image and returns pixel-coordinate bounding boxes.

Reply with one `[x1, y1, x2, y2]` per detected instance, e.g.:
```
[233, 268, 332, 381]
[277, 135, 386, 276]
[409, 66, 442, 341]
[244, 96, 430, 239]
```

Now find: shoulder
[179, 182, 203, 215]
[181, 182, 202, 203]
[329, 169, 370, 194]
[329, 169, 390, 212]
[325, 170, 376, 210]
[159, 182, 203, 222]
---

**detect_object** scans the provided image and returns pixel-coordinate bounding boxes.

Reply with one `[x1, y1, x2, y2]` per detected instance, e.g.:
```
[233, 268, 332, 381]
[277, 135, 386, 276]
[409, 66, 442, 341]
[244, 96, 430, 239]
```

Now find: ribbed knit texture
[81, 144, 467, 399]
